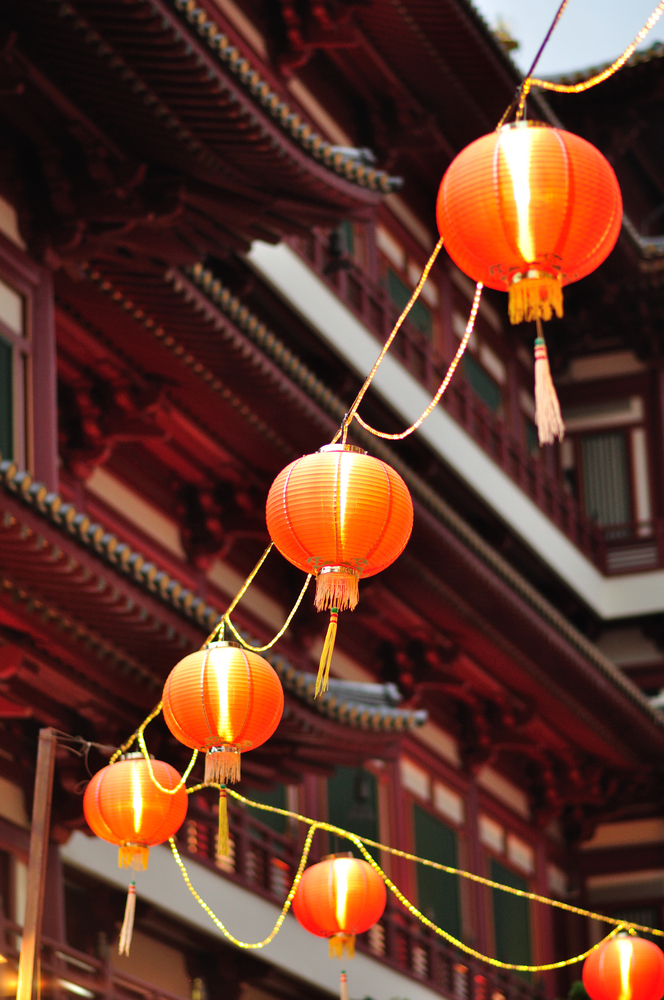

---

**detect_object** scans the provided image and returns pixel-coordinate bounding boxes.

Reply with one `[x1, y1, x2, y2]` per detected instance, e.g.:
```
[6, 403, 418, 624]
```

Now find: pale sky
[471, 0, 664, 77]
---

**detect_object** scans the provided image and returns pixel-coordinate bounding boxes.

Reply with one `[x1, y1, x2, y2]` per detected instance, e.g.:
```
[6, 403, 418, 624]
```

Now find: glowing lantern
[292, 854, 387, 957]
[266, 444, 413, 693]
[436, 121, 622, 446]
[436, 121, 622, 325]
[162, 641, 283, 785]
[83, 754, 188, 870]
[583, 934, 664, 1000]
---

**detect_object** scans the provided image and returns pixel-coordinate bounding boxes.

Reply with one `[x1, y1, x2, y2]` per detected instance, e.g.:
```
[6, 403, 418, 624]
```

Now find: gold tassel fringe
[534, 325, 565, 446]
[315, 568, 359, 612]
[340, 972, 349, 1000]
[316, 609, 338, 698]
[329, 934, 355, 959]
[118, 845, 149, 871]
[217, 785, 229, 859]
[118, 882, 136, 956]
[508, 275, 563, 325]
[205, 745, 241, 784]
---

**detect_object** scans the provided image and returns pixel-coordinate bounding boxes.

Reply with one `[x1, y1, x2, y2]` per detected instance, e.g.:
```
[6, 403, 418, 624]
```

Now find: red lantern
[266, 444, 413, 692]
[436, 121, 622, 325]
[583, 934, 664, 1000]
[292, 854, 387, 957]
[162, 641, 284, 785]
[83, 754, 188, 870]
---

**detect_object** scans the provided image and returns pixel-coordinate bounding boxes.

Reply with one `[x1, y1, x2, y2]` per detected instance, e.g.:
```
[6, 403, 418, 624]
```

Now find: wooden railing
[287, 232, 664, 577]
[0, 918, 189, 1000]
[179, 795, 545, 1000]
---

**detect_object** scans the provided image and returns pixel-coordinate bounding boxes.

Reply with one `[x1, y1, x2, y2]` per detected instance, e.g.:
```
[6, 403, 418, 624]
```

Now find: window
[0, 232, 56, 487]
[327, 766, 378, 859]
[413, 804, 461, 937]
[387, 270, 432, 337]
[580, 430, 631, 530]
[491, 859, 531, 972]
[463, 352, 502, 413]
[246, 783, 287, 835]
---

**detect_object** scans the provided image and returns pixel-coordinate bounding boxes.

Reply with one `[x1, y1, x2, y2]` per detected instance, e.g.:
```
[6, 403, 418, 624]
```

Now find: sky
[471, 0, 664, 77]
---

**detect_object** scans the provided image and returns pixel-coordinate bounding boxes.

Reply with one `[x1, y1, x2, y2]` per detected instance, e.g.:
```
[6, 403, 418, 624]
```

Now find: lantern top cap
[205, 640, 242, 650]
[499, 120, 552, 134]
[318, 444, 366, 455]
[120, 751, 154, 760]
[323, 851, 355, 860]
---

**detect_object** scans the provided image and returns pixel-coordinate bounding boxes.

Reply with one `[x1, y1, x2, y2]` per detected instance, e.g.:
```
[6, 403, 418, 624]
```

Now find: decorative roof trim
[0, 462, 423, 732]
[170, 0, 401, 193]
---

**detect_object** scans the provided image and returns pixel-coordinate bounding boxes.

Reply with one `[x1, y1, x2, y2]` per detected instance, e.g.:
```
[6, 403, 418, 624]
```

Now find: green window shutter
[0, 336, 12, 460]
[327, 767, 378, 859]
[246, 784, 287, 835]
[387, 269, 433, 337]
[463, 353, 502, 413]
[491, 859, 531, 974]
[580, 431, 631, 528]
[413, 804, 461, 938]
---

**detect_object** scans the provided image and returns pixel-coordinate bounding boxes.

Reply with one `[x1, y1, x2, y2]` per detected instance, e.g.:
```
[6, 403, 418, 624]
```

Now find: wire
[531, 1, 664, 94]
[352, 282, 483, 440]
[170, 790, 638, 969]
[224, 574, 313, 651]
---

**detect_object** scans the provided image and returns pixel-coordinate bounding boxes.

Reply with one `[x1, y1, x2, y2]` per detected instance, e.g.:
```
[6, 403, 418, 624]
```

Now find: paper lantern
[83, 754, 188, 870]
[583, 935, 664, 1000]
[436, 121, 622, 325]
[162, 641, 283, 785]
[266, 444, 413, 692]
[292, 854, 387, 957]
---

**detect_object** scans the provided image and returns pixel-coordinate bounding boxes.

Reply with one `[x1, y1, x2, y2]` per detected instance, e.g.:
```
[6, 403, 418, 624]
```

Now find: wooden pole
[16, 728, 57, 1000]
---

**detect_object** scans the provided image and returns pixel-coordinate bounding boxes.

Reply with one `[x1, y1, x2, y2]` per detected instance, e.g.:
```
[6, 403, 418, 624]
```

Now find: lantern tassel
[508, 274, 563, 325]
[314, 567, 359, 612]
[217, 784, 229, 859]
[118, 882, 136, 957]
[205, 746, 241, 784]
[118, 845, 149, 871]
[534, 323, 565, 446]
[329, 934, 355, 959]
[316, 609, 338, 698]
[340, 972, 349, 1000]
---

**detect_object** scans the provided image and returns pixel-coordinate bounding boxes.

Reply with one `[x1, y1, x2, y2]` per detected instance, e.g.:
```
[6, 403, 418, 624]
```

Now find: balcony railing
[180, 794, 545, 1000]
[0, 918, 189, 1000]
[287, 232, 664, 577]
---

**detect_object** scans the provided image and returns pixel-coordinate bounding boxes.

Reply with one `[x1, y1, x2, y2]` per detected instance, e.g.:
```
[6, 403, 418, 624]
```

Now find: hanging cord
[223, 573, 313, 652]
[172, 788, 645, 969]
[202, 541, 311, 653]
[168, 821, 317, 948]
[109, 702, 199, 793]
[353, 282, 483, 440]
[331, 238, 444, 445]
[183, 784, 664, 940]
[531, 0, 664, 94]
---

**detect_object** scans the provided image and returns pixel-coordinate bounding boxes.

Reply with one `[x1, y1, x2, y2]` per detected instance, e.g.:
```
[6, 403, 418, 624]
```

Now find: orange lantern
[583, 934, 664, 1000]
[266, 444, 413, 693]
[436, 121, 622, 325]
[162, 641, 283, 785]
[436, 121, 622, 446]
[83, 754, 188, 870]
[292, 854, 387, 957]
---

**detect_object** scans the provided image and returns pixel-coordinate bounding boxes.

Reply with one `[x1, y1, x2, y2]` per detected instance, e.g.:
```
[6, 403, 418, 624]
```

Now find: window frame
[0, 230, 56, 488]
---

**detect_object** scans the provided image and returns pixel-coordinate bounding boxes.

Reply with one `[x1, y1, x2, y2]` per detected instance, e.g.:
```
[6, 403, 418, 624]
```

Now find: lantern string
[530, 0, 664, 95]
[169, 791, 633, 969]
[350, 282, 483, 441]
[331, 238, 445, 446]
[109, 702, 199, 793]
[203, 543, 275, 647]
[182, 784, 664, 944]
[223, 573, 313, 652]
[168, 822, 318, 948]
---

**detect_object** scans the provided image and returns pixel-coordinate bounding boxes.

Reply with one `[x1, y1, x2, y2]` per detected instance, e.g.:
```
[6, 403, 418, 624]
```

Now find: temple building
[1, 4, 664, 1000]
